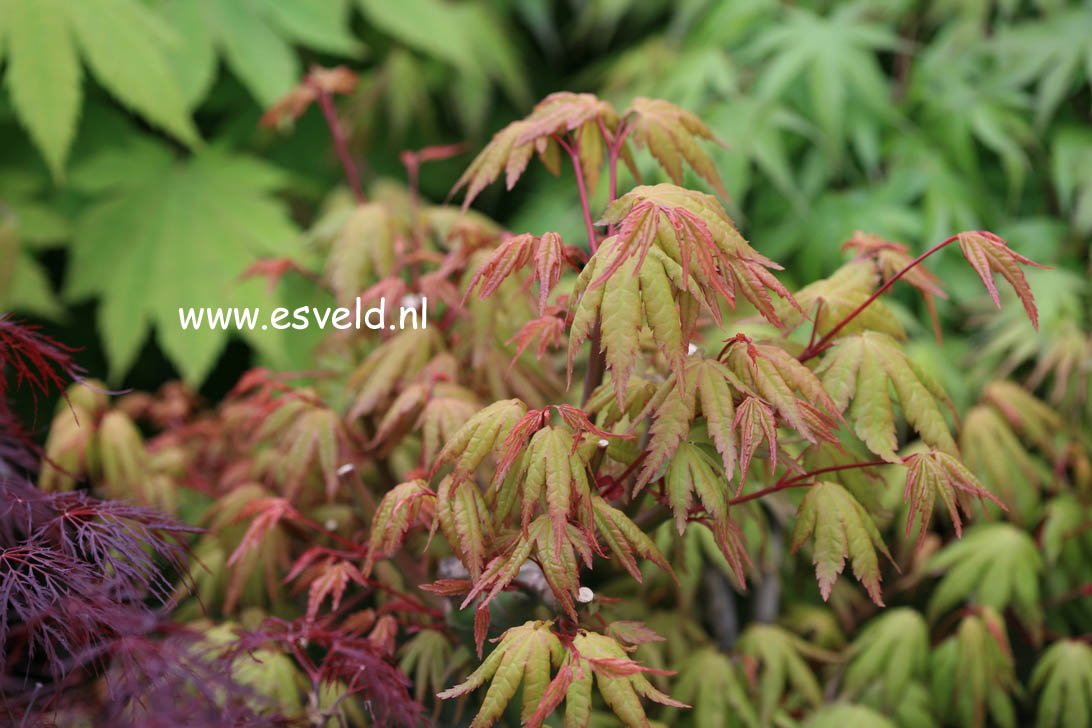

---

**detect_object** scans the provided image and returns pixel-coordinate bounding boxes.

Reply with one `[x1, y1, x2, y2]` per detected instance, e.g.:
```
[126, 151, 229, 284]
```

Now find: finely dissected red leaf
[956, 230, 1047, 329]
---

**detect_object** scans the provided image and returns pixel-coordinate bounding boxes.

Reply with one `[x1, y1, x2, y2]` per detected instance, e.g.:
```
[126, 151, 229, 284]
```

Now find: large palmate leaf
[161, 0, 361, 107]
[744, 3, 900, 165]
[816, 332, 957, 462]
[0, 0, 199, 176]
[65, 143, 300, 384]
[791, 481, 892, 605]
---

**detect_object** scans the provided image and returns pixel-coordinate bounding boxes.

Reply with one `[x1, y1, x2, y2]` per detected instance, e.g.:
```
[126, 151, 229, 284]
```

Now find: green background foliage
[4, 0, 1088, 394]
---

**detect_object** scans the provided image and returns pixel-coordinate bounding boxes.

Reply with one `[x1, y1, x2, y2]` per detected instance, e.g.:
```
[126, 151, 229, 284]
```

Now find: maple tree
[4, 46, 1092, 726]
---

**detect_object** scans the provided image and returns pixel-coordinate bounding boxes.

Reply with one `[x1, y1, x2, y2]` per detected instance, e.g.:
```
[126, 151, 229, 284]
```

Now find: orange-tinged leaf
[452, 92, 619, 209]
[433, 398, 527, 477]
[956, 230, 1047, 329]
[626, 97, 729, 200]
[817, 332, 957, 462]
[903, 449, 1005, 549]
[363, 479, 435, 577]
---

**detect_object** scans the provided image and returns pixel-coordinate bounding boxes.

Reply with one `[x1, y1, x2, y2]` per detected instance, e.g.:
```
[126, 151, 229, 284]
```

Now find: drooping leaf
[956, 230, 1047, 329]
[363, 480, 436, 577]
[452, 92, 619, 209]
[437, 620, 562, 728]
[666, 647, 759, 728]
[902, 449, 1005, 549]
[817, 332, 957, 462]
[594, 184, 800, 328]
[737, 624, 830, 725]
[790, 480, 893, 605]
[930, 608, 1018, 728]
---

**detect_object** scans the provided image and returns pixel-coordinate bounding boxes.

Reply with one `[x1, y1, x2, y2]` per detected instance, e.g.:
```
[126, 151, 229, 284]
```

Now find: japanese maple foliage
[17, 84, 1092, 728]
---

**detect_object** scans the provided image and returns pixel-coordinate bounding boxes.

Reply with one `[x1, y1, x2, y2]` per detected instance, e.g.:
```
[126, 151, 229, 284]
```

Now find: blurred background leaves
[1, 0, 1089, 395]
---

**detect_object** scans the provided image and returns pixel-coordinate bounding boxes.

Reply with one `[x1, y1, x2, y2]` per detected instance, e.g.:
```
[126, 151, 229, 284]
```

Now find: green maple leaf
[790, 481, 893, 605]
[0, 206, 63, 319]
[0, 0, 200, 177]
[1031, 640, 1092, 728]
[437, 620, 563, 728]
[1051, 127, 1092, 235]
[910, 28, 1034, 195]
[744, 4, 901, 167]
[931, 608, 1019, 728]
[737, 623, 831, 726]
[927, 523, 1043, 637]
[995, 8, 1092, 129]
[804, 704, 897, 728]
[65, 143, 301, 385]
[159, 0, 362, 109]
[842, 608, 929, 708]
[816, 331, 958, 463]
[667, 647, 758, 728]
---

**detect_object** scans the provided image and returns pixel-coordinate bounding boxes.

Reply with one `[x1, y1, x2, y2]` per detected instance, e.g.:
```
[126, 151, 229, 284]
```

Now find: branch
[555, 134, 599, 254]
[310, 76, 365, 204]
[728, 460, 890, 506]
[799, 234, 959, 362]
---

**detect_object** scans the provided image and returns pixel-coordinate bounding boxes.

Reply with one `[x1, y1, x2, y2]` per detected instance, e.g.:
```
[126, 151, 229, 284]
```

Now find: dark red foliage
[230, 615, 424, 728]
[0, 316, 84, 476]
[0, 478, 207, 719]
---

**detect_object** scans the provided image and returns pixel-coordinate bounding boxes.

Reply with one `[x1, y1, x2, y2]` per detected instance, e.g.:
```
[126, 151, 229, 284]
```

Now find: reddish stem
[728, 460, 889, 506]
[311, 78, 365, 204]
[799, 234, 959, 362]
[782, 460, 890, 485]
[556, 135, 599, 254]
